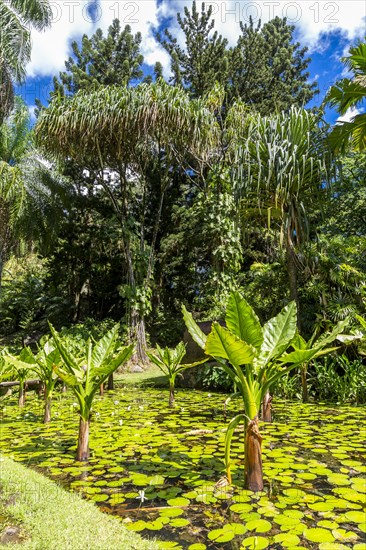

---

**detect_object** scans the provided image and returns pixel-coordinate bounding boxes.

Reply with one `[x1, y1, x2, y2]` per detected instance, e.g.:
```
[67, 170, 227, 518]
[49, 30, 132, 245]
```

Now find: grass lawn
[0, 454, 159, 549]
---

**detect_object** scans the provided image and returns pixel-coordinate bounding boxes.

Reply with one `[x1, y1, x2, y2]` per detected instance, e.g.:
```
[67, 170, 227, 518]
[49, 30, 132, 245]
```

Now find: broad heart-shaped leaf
[91, 324, 119, 369]
[258, 301, 297, 367]
[182, 305, 207, 350]
[225, 292, 263, 350]
[205, 323, 256, 367]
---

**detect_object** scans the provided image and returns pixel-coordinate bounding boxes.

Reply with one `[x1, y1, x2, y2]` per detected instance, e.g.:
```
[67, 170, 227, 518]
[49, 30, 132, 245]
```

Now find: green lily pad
[246, 519, 272, 533]
[273, 533, 300, 546]
[304, 528, 335, 543]
[240, 536, 269, 549]
[167, 497, 190, 507]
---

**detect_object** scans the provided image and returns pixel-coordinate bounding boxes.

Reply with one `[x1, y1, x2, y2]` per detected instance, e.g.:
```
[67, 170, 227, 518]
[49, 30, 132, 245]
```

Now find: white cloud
[27, 0, 94, 77]
[26, 0, 366, 78]
[337, 107, 361, 123]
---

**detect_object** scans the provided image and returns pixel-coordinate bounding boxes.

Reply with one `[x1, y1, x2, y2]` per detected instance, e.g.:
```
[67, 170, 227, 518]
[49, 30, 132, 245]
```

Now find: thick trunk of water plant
[244, 416, 264, 492]
[261, 391, 272, 422]
[169, 383, 175, 408]
[301, 364, 309, 403]
[77, 417, 90, 461]
[107, 374, 114, 390]
[18, 381, 25, 408]
[44, 395, 51, 423]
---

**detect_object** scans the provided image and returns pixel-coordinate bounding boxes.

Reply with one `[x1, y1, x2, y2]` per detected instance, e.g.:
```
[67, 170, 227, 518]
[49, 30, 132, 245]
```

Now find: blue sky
[16, 1, 366, 124]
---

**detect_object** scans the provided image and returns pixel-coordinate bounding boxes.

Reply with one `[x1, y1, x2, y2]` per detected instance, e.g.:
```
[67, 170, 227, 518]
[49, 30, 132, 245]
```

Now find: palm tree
[324, 42, 366, 152]
[0, 98, 69, 286]
[34, 80, 218, 360]
[0, 0, 52, 122]
[235, 107, 332, 328]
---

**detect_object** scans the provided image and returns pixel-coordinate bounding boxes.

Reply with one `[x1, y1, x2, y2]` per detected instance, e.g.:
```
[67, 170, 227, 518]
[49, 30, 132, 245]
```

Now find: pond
[0, 386, 365, 549]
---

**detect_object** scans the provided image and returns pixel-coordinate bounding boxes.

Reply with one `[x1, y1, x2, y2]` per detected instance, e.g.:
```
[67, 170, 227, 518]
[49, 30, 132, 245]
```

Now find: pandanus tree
[234, 107, 332, 329]
[324, 41, 366, 152]
[146, 342, 207, 407]
[49, 323, 133, 461]
[4, 348, 36, 407]
[34, 80, 218, 361]
[183, 292, 341, 491]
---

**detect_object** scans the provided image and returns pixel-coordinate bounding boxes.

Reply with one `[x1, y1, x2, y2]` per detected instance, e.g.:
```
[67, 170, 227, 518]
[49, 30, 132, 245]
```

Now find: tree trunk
[286, 240, 301, 331]
[99, 383, 104, 396]
[169, 382, 175, 408]
[132, 315, 147, 364]
[301, 364, 309, 403]
[37, 381, 44, 399]
[261, 391, 272, 422]
[62, 383, 67, 393]
[44, 395, 51, 423]
[77, 418, 90, 461]
[107, 374, 114, 390]
[18, 381, 25, 408]
[244, 416, 264, 492]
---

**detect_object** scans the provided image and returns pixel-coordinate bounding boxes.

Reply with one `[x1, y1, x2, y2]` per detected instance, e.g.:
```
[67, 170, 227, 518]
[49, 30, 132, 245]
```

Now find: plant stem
[244, 416, 263, 492]
[77, 417, 90, 461]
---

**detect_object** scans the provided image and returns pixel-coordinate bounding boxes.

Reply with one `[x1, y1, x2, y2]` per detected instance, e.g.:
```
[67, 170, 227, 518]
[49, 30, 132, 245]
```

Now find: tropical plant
[235, 107, 332, 327]
[4, 347, 36, 407]
[291, 319, 349, 402]
[0, 99, 69, 286]
[146, 342, 207, 407]
[27, 338, 61, 422]
[324, 41, 366, 152]
[183, 291, 340, 491]
[0, 0, 52, 121]
[35, 80, 218, 360]
[49, 323, 133, 460]
[311, 355, 366, 404]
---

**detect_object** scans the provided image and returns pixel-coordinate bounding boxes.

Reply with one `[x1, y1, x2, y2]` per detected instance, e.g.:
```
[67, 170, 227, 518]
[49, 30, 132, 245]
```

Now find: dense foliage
[0, 3, 365, 401]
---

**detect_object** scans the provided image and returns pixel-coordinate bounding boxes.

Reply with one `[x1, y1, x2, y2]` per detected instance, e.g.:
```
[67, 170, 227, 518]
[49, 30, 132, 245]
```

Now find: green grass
[0, 455, 158, 550]
[116, 364, 168, 387]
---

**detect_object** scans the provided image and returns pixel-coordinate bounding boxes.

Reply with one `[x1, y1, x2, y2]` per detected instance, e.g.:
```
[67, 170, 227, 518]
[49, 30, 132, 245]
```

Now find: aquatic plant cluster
[1, 388, 365, 549]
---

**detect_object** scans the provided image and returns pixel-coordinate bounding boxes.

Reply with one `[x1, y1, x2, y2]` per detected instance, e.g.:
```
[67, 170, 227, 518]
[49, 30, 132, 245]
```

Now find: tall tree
[0, 98, 68, 286]
[230, 17, 318, 114]
[54, 19, 144, 95]
[156, 1, 229, 97]
[35, 81, 218, 360]
[235, 107, 332, 328]
[324, 41, 366, 152]
[0, 0, 52, 121]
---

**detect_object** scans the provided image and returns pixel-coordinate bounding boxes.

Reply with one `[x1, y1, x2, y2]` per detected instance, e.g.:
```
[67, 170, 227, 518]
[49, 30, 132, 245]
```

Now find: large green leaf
[225, 292, 263, 350]
[49, 324, 81, 375]
[182, 305, 207, 350]
[93, 344, 134, 385]
[258, 301, 297, 366]
[205, 323, 256, 367]
[91, 324, 119, 369]
[316, 318, 349, 348]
